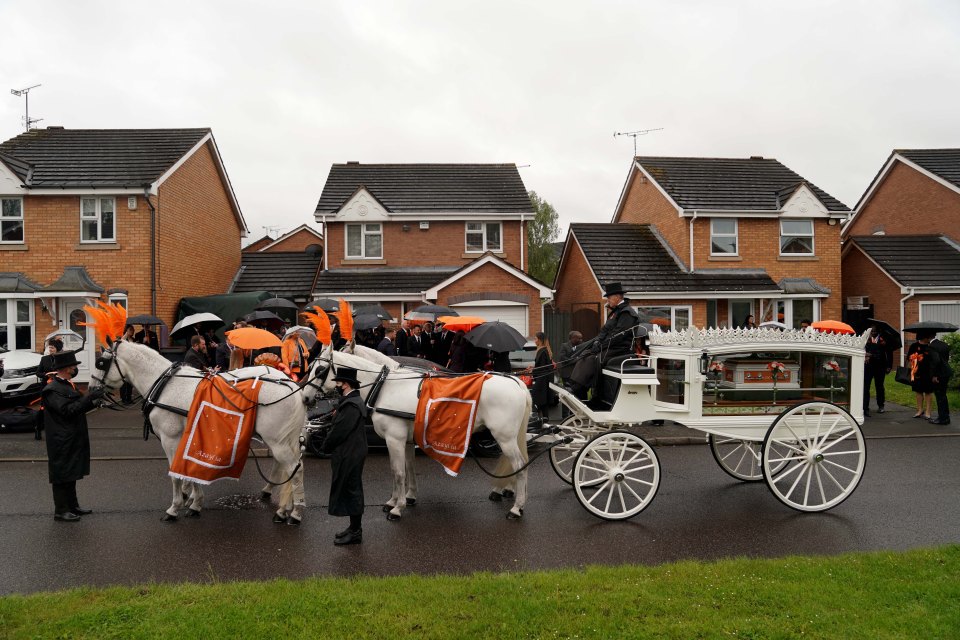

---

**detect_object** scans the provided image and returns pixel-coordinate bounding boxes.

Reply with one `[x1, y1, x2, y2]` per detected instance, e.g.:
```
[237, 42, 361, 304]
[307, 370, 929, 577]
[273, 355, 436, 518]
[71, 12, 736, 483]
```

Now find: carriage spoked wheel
[762, 401, 866, 512]
[708, 435, 790, 482]
[549, 415, 603, 484]
[572, 431, 660, 521]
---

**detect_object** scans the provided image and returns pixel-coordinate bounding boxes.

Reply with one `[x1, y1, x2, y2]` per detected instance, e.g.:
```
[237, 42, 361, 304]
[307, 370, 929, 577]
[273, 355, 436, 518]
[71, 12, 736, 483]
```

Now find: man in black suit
[377, 328, 398, 356]
[396, 320, 410, 357]
[134, 325, 160, 351]
[183, 335, 210, 370]
[929, 334, 952, 425]
[433, 323, 455, 365]
[863, 323, 893, 417]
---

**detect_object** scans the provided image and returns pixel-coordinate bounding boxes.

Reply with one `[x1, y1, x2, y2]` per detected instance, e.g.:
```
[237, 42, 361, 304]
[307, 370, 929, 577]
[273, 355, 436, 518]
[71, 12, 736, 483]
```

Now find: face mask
[335, 383, 346, 397]
[70, 367, 79, 378]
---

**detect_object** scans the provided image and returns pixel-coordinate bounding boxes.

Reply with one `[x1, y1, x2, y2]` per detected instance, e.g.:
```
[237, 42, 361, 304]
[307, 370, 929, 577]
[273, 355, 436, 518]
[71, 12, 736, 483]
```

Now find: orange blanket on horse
[169, 376, 263, 485]
[414, 373, 489, 477]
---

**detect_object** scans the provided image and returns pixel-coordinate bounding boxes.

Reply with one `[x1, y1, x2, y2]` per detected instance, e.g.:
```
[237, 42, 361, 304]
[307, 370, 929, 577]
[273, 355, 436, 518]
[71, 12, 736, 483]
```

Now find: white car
[0, 350, 44, 402]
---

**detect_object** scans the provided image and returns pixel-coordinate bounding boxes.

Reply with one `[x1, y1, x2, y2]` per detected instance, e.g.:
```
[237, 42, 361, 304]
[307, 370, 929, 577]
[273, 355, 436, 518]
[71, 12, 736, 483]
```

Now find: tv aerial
[10, 84, 42, 132]
[613, 127, 663, 156]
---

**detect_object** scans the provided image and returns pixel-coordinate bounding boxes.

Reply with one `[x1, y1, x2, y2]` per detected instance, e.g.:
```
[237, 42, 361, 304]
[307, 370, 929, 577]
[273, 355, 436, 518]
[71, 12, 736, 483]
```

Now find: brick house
[312, 163, 552, 334]
[242, 224, 324, 253]
[841, 149, 960, 339]
[0, 127, 247, 381]
[554, 156, 850, 335]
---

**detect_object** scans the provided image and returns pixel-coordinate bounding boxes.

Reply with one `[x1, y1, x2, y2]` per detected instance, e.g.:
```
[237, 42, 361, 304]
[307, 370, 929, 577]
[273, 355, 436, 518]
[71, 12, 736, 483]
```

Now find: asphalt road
[1, 429, 958, 595]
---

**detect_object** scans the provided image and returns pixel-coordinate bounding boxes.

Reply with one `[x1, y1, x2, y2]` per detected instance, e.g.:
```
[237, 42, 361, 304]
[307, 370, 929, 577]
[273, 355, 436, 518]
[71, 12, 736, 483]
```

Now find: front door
[61, 299, 95, 383]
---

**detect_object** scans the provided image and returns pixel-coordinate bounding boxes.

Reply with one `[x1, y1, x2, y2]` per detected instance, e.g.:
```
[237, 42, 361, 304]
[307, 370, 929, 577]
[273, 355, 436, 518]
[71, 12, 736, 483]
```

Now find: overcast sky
[2, 1, 958, 242]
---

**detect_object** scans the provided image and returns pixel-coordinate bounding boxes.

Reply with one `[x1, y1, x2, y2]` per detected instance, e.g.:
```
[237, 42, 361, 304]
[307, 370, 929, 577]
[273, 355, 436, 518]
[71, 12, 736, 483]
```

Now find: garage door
[920, 302, 960, 329]
[451, 302, 529, 336]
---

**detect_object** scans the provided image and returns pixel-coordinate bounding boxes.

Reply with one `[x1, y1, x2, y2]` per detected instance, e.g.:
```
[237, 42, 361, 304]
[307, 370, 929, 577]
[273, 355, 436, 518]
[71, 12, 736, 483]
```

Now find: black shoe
[72, 507, 92, 516]
[863, 410, 871, 417]
[335, 527, 353, 539]
[54, 512, 81, 522]
[877, 407, 885, 414]
[334, 529, 362, 545]
[928, 418, 951, 425]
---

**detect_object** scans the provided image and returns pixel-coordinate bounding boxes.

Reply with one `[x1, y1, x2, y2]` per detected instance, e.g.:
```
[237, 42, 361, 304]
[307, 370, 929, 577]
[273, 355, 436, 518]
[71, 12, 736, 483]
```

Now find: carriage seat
[603, 355, 654, 375]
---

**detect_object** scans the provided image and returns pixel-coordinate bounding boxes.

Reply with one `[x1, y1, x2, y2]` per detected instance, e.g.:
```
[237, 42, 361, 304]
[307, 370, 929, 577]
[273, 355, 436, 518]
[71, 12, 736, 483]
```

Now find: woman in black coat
[322, 367, 368, 545]
[529, 332, 555, 418]
[42, 350, 104, 522]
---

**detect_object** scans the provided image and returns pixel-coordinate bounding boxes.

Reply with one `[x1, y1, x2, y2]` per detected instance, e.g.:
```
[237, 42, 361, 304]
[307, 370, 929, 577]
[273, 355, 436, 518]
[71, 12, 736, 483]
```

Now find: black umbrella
[257, 297, 299, 311]
[127, 314, 166, 327]
[245, 309, 285, 329]
[865, 318, 903, 349]
[405, 304, 459, 321]
[903, 320, 959, 333]
[353, 313, 384, 331]
[307, 298, 341, 313]
[464, 321, 527, 353]
[354, 304, 392, 321]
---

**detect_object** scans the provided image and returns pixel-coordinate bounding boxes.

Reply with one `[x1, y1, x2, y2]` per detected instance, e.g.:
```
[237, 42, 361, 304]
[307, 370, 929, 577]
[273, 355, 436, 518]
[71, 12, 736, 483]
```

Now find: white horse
[92, 339, 308, 524]
[303, 344, 532, 519]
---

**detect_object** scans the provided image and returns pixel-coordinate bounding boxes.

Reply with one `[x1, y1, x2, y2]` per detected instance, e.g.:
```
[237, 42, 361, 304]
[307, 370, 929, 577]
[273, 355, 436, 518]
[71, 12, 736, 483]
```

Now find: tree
[527, 191, 561, 285]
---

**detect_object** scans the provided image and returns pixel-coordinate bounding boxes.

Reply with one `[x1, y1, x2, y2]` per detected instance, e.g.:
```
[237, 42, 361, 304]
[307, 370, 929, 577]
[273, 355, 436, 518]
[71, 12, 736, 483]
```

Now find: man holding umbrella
[863, 320, 894, 417]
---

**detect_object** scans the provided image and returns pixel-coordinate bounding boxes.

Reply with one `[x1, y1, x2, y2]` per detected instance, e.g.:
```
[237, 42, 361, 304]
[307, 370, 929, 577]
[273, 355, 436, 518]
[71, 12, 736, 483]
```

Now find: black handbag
[894, 366, 913, 385]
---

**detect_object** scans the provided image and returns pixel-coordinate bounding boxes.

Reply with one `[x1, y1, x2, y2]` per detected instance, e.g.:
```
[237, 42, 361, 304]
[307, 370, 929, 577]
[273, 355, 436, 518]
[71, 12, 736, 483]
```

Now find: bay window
[780, 219, 814, 255]
[1, 197, 24, 243]
[0, 299, 34, 351]
[346, 223, 382, 259]
[80, 197, 116, 243]
[465, 222, 502, 253]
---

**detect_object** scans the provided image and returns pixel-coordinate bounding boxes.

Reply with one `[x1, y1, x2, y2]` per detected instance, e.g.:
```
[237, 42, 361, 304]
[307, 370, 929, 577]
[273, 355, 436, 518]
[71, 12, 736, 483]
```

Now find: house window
[0, 299, 34, 351]
[710, 218, 738, 255]
[108, 293, 128, 309]
[465, 222, 502, 253]
[345, 223, 382, 259]
[759, 298, 819, 329]
[0, 198, 24, 243]
[80, 197, 116, 243]
[636, 305, 692, 332]
[780, 219, 814, 255]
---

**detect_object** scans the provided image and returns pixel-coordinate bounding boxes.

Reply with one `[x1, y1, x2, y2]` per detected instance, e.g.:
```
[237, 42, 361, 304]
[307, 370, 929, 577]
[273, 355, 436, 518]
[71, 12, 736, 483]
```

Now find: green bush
[943, 332, 960, 382]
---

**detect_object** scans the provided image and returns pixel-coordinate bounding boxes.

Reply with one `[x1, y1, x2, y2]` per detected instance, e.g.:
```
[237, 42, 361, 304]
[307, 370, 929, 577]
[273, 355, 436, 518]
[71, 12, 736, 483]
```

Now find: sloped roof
[0, 127, 209, 188]
[233, 252, 323, 299]
[0, 272, 42, 293]
[313, 267, 459, 294]
[897, 149, 960, 189]
[851, 235, 960, 288]
[41, 266, 104, 293]
[634, 156, 850, 211]
[571, 223, 780, 294]
[315, 163, 533, 214]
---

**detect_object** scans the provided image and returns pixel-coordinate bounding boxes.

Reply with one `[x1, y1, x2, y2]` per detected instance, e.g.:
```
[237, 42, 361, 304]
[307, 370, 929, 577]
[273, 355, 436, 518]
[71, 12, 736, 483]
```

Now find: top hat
[603, 282, 626, 297]
[49, 349, 82, 370]
[332, 366, 360, 387]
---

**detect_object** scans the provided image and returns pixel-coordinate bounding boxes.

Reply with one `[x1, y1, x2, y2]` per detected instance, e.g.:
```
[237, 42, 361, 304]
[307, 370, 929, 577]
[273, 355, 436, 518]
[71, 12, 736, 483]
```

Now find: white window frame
[0, 298, 35, 351]
[0, 197, 24, 244]
[634, 305, 693, 332]
[779, 219, 815, 256]
[710, 218, 738, 256]
[80, 197, 116, 243]
[344, 222, 383, 259]
[108, 292, 128, 309]
[464, 222, 503, 253]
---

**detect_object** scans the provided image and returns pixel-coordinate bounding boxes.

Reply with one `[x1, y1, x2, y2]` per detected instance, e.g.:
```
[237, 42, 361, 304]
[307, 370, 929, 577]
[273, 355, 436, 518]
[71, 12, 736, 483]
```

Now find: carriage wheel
[708, 435, 790, 482]
[762, 401, 866, 512]
[549, 415, 600, 484]
[572, 431, 660, 521]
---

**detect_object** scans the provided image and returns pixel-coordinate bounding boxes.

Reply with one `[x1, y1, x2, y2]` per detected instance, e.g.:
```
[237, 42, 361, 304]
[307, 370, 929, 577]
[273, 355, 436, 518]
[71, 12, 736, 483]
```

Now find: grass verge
[1, 546, 959, 639]
[882, 371, 960, 411]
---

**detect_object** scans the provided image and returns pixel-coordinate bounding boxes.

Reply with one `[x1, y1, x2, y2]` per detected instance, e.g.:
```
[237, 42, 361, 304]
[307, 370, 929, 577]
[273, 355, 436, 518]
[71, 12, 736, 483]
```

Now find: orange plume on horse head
[79, 300, 128, 347]
[302, 309, 333, 346]
[336, 299, 354, 343]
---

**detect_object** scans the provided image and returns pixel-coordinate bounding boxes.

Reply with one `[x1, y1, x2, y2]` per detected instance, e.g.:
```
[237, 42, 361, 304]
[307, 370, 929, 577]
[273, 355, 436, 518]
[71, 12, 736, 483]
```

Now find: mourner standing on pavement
[377, 328, 398, 356]
[928, 332, 952, 425]
[183, 335, 209, 370]
[322, 367, 368, 545]
[863, 322, 893, 417]
[42, 350, 104, 522]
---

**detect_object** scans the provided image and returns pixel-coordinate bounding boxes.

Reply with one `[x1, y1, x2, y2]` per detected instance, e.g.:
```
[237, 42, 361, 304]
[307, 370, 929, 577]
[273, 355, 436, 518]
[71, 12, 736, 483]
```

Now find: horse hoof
[502, 489, 515, 500]
[259, 491, 272, 503]
[286, 516, 301, 526]
[382, 504, 393, 513]
[161, 513, 178, 522]
[506, 508, 524, 520]
[272, 513, 287, 524]
[406, 498, 417, 506]
[184, 509, 201, 518]
[386, 512, 401, 521]
[488, 491, 503, 502]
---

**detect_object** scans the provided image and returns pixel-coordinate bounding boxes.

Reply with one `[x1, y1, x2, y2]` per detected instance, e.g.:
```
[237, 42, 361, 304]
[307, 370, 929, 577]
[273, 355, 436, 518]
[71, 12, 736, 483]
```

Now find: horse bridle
[91, 340, 128, 391]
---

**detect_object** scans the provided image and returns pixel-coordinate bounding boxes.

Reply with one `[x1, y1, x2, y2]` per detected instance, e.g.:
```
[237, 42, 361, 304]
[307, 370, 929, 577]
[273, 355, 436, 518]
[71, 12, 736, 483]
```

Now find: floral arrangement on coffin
[822, 360, 844, 377]
[767, 361, 786, 379]
[708, 361, 725, 376]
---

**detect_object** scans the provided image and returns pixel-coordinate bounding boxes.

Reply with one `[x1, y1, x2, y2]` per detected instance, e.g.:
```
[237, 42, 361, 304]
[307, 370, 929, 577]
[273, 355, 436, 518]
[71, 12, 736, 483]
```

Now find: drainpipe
[321, 214, 328, 271]
[898, 288, 916, 366]
[688, 210, 697, 273]
[519, 213, 525, 271]
[143, 188, 157, 315]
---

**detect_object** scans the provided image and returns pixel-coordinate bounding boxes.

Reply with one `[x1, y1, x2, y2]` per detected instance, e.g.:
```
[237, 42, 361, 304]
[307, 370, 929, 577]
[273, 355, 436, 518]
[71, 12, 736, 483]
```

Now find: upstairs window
[465, 222, 502, 252]
[780, 219, 814, 255]
[710, 218, 738, 255]
[80, 197, 115, 243]
[346, 223, 382, 259]
[0, 197, 24, 243]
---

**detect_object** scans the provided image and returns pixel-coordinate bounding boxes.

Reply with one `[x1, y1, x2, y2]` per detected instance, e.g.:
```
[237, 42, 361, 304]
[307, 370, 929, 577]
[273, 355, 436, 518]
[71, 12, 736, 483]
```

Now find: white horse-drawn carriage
[546, 327, 869, 520]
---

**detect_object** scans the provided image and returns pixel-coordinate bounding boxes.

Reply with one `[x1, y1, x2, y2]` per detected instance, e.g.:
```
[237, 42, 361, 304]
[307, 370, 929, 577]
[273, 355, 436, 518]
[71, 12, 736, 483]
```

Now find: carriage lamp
[698, 352, 711, 375]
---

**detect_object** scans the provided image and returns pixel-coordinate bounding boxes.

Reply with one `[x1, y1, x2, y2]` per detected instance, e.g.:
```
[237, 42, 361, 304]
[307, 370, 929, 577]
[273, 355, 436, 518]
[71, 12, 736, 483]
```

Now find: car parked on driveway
[0, 349, 43, 404]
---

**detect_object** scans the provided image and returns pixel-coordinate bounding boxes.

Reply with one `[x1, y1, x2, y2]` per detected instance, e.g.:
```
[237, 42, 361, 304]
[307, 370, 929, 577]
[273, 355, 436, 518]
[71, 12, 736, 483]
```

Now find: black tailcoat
[322, 390, 368, 517]
[42, 377, 97, 484]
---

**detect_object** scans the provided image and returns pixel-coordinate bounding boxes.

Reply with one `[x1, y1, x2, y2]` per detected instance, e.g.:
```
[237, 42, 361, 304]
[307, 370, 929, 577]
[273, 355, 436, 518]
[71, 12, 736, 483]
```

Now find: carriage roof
[648, 327, 869, 357]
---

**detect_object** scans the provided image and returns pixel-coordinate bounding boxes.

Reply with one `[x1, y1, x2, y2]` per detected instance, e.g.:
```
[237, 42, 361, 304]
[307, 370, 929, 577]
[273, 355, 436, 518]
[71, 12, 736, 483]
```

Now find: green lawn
[882, 370, 960, 411]
[1, 546, 958, 639]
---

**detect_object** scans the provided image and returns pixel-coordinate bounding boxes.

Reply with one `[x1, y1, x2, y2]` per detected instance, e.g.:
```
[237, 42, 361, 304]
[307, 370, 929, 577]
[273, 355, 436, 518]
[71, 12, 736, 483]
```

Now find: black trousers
[52, 481, 78, 514]
[934, 379, 951, 421]
[863, 365, 886, 410]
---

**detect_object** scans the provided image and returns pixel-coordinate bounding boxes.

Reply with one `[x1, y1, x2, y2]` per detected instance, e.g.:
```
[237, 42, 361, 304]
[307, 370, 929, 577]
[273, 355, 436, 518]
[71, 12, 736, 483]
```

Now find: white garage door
[451, 302, 529, 336]
[920, 302, 960, 329]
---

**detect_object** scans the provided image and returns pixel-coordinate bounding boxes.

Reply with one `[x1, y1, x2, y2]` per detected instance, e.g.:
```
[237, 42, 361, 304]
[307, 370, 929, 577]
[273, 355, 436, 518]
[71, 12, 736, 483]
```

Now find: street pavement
[0, 402, 957, 595]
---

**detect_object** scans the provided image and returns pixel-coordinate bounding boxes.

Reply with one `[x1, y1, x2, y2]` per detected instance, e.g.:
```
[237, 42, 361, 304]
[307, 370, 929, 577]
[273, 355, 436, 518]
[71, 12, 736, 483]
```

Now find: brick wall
[846, 160, 960, 239]
[262, 228, 323, 253]
[841, 245, 901, 331]
[614, 170, 689, 267]
[155, 141, 242, 327]
[435, 262, 542, 334]
[325, 220, 526, 270]
[553, 236, 602, 314]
